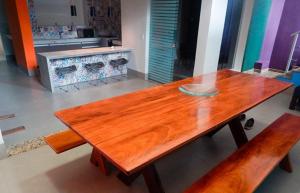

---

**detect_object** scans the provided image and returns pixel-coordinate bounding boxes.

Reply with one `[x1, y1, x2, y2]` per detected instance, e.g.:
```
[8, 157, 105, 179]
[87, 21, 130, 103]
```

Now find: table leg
[142, 164, 165, 193]
[206, 114, 247, 138]
[90, 148, 110, 176]
[228, 117, 249, 148]
[117, 171, 141, 186]
[205, 123, 227, 137]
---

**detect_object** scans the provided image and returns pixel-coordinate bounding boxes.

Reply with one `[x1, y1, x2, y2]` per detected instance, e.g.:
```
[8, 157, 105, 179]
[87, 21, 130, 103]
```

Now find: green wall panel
[242, 0, 272, 71]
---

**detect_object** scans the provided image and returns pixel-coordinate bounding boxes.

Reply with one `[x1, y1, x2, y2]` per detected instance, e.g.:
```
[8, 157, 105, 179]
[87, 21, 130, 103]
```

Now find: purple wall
[258, 0, 286, 69]
[269, 0, 300, 70]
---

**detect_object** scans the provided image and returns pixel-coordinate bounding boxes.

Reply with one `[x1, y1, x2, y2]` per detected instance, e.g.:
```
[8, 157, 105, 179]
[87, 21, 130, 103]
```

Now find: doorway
[218, 0, 244, 70]
[148, 0, 202, 83]
[174, 0, 202, 80]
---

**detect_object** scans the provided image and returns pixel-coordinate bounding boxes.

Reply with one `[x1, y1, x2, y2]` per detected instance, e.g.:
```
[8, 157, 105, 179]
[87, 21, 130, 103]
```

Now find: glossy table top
[55, 70, 292, 174]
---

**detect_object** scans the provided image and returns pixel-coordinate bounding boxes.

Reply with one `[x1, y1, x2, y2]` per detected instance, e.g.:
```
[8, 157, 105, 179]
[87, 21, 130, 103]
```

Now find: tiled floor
[1, 61, 300, 193]
[0, 61, 156, 146]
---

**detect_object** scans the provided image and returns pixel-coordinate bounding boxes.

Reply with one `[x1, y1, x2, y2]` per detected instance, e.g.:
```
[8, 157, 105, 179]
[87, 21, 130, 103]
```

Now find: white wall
[193, 0, 228, 76]
[34, 0, 85, 26]
[121, 0, 150, 74]
[232, 0, 255, 72]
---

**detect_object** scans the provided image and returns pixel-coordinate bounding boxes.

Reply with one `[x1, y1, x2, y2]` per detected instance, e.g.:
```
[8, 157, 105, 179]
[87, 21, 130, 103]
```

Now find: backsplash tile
[85, 0, 121, 38]
[28, 0, 121, 40]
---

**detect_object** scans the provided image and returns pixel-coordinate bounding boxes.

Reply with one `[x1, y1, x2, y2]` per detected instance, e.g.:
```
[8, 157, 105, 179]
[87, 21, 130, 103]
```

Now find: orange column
[5, 0, 37, 76]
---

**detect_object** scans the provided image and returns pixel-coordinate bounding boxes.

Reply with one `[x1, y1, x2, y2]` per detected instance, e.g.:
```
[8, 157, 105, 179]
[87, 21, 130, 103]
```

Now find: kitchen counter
[38, 46, 133, 59]
[34, 37, 103, 47]
[37, 47, 133, 92]
[34, 37, 119, 47]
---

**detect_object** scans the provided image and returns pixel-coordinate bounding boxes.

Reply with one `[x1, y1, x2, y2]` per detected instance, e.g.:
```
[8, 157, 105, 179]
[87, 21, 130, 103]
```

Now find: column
[193, 0, 228, 76]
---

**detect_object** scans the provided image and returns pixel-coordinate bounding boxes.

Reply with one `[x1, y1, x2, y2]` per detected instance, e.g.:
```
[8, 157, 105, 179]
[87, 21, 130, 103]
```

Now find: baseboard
[0, 55, 5, 61]
[18, 64, 36, 77]
[0, 130, 6, 159]
[269, 68, 285, 73]
[254, 68, 269, 73]
[27, 69, 36, 77]
[0, 129, 3, 145]
[5, 54, 16, 62]
[243, 69, 255, 73]
[127, 68, 147, 79]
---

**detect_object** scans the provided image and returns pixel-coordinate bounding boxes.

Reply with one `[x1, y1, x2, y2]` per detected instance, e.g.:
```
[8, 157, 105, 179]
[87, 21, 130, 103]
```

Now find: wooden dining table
[55, 69, 292, 193]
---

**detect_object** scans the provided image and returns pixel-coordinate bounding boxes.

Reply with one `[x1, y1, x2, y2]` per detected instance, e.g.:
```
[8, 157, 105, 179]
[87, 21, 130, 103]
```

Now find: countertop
[34, 37, 103, 47]
[38, 46, 133, 60]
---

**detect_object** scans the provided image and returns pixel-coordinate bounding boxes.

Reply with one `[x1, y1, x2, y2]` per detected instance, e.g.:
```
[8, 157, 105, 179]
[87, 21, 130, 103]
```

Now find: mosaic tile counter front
[38, 49, 131, 92]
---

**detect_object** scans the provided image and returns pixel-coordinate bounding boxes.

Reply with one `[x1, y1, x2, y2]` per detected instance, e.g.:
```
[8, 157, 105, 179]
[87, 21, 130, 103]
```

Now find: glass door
[148, 0, 180, 83]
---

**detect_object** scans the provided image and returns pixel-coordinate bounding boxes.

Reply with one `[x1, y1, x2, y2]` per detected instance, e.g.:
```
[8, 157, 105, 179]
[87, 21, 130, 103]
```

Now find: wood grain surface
[184, 113, 300, 193]
[55, 70, 292, 174]
[45, 130, 86, 154]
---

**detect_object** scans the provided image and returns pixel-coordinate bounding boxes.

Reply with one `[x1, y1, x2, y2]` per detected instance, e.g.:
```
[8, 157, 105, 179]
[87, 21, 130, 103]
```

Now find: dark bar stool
[84, 62, 107, 85]
[55, 65, 77, 79]
[290, 86, 300, 110]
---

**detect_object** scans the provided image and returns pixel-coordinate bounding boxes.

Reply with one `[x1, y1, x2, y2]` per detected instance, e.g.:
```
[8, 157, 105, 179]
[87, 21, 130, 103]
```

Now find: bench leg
[279, 154, 293, 173]
[228, 116, 249, 148]
[142, 164, 165, 193]
[90, 148, 110, 176]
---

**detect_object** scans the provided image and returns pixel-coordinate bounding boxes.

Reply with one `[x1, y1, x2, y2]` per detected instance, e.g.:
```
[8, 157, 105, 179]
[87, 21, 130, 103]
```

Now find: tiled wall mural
[33, 26, 78, 40]
[28, 0, 38, 32]
[48, 52, 128, 89]
[28, 0, 121, 39]
[85, 0, 121, 38]
[28, 0, 78, 39]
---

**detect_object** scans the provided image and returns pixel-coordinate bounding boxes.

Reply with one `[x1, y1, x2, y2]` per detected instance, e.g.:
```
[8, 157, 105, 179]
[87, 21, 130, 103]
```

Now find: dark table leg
[228, 116, 249, 148]
[117, 171, 141, 186]
[206, 114, 248, 138]
[90, 148, 111, 176]
[142, 164, 165, 193]
[117, 164, 165, 193]
[205, 123, 227, 138]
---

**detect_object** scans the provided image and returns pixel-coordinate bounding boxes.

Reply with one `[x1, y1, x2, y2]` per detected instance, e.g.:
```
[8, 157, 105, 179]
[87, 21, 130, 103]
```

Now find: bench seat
[44, 130, 86, 154]
[45, 129, 110, 175]
[185, 113, 300, 193]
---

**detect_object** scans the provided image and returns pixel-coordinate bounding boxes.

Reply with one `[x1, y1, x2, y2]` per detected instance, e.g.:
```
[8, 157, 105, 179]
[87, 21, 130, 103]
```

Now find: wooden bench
[45, 130, 110, 175]
[184, 113, 300, 193]
[44, 130, 86, 154]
